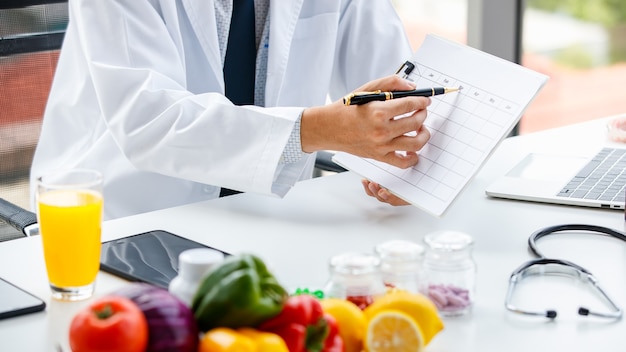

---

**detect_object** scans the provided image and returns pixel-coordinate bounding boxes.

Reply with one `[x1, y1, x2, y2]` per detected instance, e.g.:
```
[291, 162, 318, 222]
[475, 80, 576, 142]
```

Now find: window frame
[467, 0, 523, 64]
[467, 0, 524, 135]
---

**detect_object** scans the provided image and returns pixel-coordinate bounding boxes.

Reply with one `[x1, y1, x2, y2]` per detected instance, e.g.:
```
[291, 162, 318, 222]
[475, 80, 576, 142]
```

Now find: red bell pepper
[258, 294, 344, 352]
[322, 313, 344, 352]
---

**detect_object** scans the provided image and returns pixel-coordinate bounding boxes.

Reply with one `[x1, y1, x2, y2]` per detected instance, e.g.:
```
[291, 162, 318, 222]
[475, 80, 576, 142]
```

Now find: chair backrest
[0, 0, 67, 241]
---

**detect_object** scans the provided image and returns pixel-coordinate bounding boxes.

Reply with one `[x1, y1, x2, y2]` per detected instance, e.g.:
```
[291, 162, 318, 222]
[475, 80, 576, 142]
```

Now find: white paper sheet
[333, 35, 549, 216]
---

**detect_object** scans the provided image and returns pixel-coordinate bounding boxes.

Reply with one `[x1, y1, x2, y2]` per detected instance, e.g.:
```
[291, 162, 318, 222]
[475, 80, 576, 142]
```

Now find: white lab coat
[31, 0, 412, 219]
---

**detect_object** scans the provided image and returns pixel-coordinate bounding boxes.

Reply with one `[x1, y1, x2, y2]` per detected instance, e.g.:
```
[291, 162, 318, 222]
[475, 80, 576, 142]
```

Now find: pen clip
[395, 61, 415, 79]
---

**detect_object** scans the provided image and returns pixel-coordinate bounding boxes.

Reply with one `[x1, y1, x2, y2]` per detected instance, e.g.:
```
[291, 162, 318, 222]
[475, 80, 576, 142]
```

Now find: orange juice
[38, 189, 103, 288]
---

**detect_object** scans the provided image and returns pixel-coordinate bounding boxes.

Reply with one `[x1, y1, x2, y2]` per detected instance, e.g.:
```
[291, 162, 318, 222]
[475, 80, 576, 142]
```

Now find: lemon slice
[363, 290, 443, 346]
[365, 310, 425, 352]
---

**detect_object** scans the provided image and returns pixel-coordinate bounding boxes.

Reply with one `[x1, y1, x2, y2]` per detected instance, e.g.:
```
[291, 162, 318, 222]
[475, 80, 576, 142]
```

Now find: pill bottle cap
[329, 252, 381, 275]
[424, 231, 474, 252]
[179, 248, 224, 280]
[375, 240, 424, 262]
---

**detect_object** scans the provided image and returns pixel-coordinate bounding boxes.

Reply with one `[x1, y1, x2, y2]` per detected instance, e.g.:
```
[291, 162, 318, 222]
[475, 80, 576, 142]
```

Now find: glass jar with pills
[375, 239, 424, 293]
[421, 230, 476, 316]
[323, 252, 387, 310]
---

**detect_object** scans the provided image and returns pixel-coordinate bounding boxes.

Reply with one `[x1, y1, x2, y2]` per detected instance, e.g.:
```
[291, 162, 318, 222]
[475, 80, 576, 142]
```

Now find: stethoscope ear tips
[578, 307, 590, 316]
[546, 310, 557, 319]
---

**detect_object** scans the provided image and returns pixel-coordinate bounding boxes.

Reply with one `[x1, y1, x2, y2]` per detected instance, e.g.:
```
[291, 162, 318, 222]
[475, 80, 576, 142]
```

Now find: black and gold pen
[343, 87, 460, 106]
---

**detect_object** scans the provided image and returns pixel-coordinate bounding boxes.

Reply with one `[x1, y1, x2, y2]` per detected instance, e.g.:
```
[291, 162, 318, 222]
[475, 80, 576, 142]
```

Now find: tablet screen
[0, 277, 45, 320]
[100, 230, 230, 289]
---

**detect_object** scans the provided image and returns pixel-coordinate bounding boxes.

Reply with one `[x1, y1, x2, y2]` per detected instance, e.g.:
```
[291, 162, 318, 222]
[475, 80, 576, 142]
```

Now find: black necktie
[220, 0, 255, 197]
[223, 0, 256, 106]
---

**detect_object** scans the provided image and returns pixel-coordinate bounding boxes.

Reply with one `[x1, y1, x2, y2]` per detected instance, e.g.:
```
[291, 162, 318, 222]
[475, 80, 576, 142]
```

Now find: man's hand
[361, 179, 410, 206]
[300, 75, 431, 169]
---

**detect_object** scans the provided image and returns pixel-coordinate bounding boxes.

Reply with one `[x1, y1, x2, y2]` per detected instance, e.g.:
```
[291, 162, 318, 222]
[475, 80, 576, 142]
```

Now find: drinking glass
[36, 168, 103, 301]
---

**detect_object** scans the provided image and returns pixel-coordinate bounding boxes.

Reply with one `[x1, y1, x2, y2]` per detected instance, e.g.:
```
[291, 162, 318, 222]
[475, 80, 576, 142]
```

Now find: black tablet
[100, 230, 230, 289]
[0, 277, 46, 320]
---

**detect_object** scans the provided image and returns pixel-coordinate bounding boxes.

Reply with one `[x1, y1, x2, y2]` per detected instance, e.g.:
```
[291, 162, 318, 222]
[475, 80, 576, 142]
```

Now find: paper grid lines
[363, 63, 520, 204]
[332, 35, 548, 216]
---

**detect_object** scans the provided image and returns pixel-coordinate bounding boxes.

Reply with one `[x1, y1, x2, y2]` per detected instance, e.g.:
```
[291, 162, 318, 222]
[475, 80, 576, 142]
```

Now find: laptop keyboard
[557, 147, 626, 203]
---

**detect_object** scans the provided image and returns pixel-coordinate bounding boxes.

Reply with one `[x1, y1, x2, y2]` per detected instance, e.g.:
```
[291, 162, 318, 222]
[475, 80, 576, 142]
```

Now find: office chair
[0, 0, 67, 241]
[313, 150, 347, 176]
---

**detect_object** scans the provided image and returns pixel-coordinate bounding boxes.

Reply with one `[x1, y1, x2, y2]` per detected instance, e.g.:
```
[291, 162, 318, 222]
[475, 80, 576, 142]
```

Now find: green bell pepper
[191, 253, 288, 332]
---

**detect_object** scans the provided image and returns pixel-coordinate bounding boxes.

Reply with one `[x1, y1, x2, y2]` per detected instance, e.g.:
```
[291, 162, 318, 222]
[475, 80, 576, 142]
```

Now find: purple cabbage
[114, 283, 198, 352]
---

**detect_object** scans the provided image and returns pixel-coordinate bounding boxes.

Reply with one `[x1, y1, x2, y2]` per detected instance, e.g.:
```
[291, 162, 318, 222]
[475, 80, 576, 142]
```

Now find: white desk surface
[2, 115, 626, 351]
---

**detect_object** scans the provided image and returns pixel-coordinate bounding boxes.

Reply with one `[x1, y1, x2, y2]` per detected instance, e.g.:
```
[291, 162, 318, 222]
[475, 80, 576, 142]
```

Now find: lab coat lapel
[182, 0, 224, 91]
[265, 0, 304, 107]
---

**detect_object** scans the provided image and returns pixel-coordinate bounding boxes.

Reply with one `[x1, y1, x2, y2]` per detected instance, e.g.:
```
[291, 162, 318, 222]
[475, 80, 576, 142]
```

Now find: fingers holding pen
[358, 97, 431, 167]
[390, 101, 429, 138]
[300, 86, 431, 168]
[363, 96, 430, 134]
[372, 94, 430, 121]
[389, 126, 431, 157]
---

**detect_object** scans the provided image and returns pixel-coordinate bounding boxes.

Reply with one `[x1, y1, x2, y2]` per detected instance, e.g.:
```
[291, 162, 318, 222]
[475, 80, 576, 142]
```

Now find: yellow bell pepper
[198, 327, 289, 352]
[238, 328, 290, 352]
[199, 327, 255, 352]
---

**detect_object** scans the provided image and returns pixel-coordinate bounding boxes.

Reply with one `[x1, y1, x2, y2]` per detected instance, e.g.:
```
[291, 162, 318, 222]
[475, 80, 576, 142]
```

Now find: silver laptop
[485, 147, 626, 210]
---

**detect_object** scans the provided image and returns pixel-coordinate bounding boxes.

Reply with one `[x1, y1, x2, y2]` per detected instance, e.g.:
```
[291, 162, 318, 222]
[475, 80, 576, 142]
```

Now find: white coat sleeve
[69, 0, 306, 195]
[330, 0, 413, 100]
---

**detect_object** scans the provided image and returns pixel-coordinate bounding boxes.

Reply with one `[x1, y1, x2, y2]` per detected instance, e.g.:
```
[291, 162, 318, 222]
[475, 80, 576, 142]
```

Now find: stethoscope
[504, 224, 624, 320]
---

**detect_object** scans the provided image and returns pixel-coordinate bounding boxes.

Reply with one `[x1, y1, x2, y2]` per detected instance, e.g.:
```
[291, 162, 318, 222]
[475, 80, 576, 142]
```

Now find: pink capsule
[447, 293, 469, 308]
[428, 287, 448, 309]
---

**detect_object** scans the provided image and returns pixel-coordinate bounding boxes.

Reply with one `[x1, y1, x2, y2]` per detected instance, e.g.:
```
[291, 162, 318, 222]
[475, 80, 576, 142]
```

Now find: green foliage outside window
[526, 0, 626, 27]
[527, 0, 626, 64]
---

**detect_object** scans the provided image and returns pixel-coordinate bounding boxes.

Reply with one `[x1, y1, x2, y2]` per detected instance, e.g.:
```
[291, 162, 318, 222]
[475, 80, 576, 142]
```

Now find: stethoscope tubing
[505, 224, 625, 320]
[528, 224, 626, 258]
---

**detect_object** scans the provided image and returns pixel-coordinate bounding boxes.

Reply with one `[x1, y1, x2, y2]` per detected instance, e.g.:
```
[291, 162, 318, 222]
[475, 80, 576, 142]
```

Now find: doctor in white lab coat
[31, 0, 430, 219]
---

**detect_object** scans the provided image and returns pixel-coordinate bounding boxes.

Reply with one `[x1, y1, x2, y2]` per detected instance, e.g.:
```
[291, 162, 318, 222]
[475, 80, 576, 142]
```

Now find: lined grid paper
[333, 35, 548, 216]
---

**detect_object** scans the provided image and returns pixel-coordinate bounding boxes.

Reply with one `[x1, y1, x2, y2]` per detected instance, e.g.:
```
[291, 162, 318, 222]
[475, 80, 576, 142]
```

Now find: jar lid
[179, 248, 224, 279]
[329, 252, 381, 275]
[424, 231, 474, 251]
[375, 240, 424, 262]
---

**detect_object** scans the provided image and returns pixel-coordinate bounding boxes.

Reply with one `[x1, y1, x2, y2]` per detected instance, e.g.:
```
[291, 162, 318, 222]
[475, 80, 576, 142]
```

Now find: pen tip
[445, 87, 461, 93]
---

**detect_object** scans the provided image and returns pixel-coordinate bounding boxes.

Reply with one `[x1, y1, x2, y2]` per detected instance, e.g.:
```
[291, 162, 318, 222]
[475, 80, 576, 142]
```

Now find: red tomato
[69, 296, 148, 352]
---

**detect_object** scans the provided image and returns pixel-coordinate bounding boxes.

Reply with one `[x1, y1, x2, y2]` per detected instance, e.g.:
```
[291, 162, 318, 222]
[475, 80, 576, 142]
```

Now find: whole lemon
[320, 298, 367, 352]
[363, 290, 443, 346]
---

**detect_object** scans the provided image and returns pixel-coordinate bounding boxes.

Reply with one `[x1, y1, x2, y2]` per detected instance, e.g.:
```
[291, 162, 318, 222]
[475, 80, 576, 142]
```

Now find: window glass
[0, 3, 68, 212]
[521, 0, 626, 133]
[392, 0, 467, 51]
[0, 4, 67, 37]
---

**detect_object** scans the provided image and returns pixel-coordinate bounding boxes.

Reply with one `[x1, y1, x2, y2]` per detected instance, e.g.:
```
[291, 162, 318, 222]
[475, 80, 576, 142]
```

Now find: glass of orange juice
[36, 169, 103, 301]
